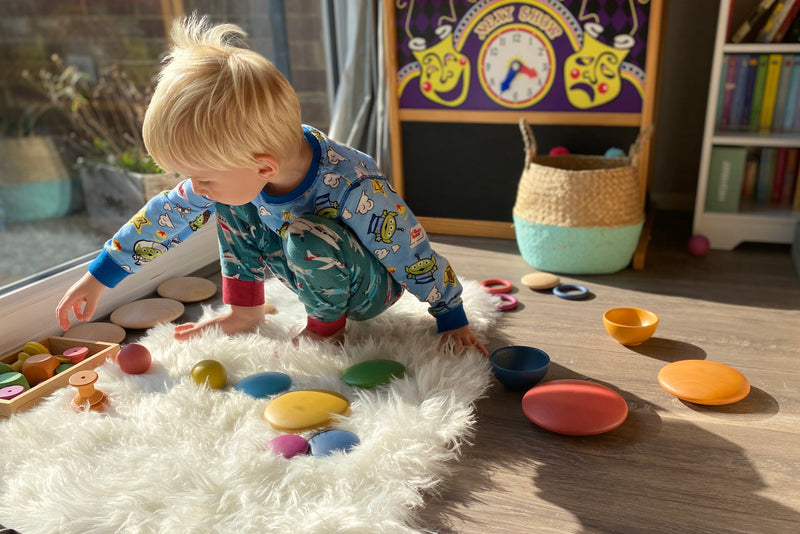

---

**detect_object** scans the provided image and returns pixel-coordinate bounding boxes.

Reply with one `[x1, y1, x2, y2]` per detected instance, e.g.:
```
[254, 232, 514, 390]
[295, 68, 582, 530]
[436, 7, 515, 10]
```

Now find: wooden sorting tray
[0, 337, 120, 417]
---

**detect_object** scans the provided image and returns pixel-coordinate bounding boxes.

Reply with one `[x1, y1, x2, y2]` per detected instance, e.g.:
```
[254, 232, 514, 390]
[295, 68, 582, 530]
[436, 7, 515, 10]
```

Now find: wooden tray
[0, 337, 120, 417]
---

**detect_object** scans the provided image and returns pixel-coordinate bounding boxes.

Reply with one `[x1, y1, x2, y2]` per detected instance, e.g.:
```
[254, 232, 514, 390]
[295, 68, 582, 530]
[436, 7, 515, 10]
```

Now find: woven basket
[513, 119, 649, 274]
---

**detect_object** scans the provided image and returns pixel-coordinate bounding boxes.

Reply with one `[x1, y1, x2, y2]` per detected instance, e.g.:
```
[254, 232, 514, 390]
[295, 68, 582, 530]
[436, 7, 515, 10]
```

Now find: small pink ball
[116, 343, 152, 374]
[688, 235, 710, 256]
[549, 146, 570, 156]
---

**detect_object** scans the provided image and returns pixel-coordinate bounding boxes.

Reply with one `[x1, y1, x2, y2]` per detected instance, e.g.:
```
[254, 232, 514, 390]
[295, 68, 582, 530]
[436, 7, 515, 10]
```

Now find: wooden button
[658, 360, 750, 405]
[110, 298, 185, 329]
[521, 272, 560, 290]
[157, 277, 218, 303]
[308, 429, 360, 457]
[264, 390, 351, 433]
[234, 372, 292, 398]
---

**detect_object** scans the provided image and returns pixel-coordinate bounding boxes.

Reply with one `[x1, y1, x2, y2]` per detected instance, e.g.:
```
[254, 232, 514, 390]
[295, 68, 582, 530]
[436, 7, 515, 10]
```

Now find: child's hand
[56, 272, 106, 331]
[173, 305, 264, 340]
[439, 325, 488, 356]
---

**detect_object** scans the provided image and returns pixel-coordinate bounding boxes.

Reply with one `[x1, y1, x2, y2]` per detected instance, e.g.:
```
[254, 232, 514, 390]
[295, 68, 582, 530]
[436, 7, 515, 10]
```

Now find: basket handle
[519, 118, 537, 166]
[628, 125, 653, 169]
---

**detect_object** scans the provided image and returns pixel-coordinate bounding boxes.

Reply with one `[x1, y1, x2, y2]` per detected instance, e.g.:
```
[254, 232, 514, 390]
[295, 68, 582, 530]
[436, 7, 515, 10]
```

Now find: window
[0, 0, 329, 350]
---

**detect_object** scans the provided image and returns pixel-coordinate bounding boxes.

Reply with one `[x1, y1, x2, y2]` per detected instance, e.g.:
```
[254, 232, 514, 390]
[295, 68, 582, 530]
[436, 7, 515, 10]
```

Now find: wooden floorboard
[128, 210, 799, 534]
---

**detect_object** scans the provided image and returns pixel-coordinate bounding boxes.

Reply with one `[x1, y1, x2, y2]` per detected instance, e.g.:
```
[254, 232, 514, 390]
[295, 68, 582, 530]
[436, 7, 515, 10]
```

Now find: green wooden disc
[341, 359, 406, 389]
[0, 371, 30, 390]
[55, 363, 74, 374]
[0, 362, 12, 374]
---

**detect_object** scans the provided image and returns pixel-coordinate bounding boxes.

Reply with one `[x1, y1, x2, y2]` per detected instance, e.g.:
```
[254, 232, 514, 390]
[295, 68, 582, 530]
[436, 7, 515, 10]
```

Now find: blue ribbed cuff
[435, 303, 469, 333]
[87, 249, 130, 288]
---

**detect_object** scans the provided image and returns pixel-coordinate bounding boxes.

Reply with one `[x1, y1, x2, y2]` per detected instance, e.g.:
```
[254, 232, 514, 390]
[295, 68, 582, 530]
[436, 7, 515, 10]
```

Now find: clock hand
[500, 60, 521, 92]
[518, 63, 539, 79]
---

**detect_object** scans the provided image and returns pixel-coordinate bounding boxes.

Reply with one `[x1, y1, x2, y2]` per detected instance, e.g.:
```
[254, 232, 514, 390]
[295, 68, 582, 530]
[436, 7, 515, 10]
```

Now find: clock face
[478, 24, 555, 109]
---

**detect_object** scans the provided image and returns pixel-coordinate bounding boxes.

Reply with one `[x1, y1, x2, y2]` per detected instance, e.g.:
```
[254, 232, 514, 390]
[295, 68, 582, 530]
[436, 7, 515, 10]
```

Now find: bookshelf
[693, 0, 800, 250]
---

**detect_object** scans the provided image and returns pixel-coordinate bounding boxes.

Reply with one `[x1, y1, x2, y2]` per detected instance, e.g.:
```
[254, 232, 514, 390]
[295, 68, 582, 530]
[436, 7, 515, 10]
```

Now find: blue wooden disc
[234, 372, 292, 398]
[341, 359, 405, 389]
[309, 429, 360, 457]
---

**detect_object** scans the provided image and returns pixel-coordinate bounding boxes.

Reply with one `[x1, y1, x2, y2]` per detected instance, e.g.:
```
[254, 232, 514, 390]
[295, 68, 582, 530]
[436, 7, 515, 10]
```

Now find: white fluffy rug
[0, 279, 499, 534]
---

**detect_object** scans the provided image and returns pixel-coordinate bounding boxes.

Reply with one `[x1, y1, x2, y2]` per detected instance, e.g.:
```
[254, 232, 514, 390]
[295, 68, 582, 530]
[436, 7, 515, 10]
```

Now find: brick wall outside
[0, 0, 330, 136]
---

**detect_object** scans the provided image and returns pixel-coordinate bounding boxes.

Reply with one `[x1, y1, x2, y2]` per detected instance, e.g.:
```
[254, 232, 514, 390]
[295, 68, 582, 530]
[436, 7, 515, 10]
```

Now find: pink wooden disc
[0, 385, 25, 400]
[522, 379, 628, 436]
[63, 346, 89, 363]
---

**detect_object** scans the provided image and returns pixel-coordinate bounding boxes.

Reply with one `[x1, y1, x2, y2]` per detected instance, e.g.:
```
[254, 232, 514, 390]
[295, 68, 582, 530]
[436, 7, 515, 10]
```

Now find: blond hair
[143, 14, 303, 172]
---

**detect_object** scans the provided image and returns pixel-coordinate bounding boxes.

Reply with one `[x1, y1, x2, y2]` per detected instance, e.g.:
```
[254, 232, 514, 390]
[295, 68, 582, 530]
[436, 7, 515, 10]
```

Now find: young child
[56, 15, 488, 355]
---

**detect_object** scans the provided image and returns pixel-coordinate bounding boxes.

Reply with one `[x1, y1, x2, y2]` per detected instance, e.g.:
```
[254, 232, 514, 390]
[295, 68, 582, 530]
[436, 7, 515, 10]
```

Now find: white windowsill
[0, 223, 219, 354]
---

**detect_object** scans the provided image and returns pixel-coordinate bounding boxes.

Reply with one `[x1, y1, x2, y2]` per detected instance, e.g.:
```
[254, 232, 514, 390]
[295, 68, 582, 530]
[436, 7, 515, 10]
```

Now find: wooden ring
[497, 294, 518, 311]
[479, 278, 513, 294]
[552, 284, 589, 300]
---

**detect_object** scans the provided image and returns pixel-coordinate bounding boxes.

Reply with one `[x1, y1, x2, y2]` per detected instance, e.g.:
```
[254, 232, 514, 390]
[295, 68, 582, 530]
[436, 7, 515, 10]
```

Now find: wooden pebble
[658, 360, 750, 405]
[308, 429, 360, 457]
[234, 372, 292, 398]
[521, 272, 560, 290]
[264, 390, 351, 433]
[267, 434, 309, 458]
[341, 359, 405, 389]
[110, 298, 185, 329]
[64, 322, 126, 344]
[157, 277, 218, 303]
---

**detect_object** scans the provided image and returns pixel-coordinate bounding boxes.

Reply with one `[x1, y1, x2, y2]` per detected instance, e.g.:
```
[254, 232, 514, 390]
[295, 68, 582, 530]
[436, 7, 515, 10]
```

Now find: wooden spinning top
[69, 370, 108, 413]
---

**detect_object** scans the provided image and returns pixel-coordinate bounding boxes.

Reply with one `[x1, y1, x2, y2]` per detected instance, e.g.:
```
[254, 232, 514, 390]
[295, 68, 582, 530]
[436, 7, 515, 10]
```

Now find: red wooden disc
[522, 379, 628, 436]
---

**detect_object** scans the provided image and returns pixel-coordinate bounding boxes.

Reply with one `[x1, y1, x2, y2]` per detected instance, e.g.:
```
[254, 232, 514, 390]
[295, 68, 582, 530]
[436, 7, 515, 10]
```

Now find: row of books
[706, 145, 800, 213]
[716, 53, 800, 132]
[730, 0, 800, 43]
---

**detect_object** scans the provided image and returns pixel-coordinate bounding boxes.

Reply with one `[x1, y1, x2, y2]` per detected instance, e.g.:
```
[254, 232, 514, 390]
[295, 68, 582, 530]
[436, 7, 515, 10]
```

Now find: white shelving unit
[693, 0, 800, 250]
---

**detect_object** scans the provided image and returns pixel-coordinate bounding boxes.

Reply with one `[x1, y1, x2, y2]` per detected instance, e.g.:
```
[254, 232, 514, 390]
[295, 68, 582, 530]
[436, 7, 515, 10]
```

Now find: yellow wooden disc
[264, 389, 351, 433]
[157, 277, 218, 303]
[110, 298, 185, 329]
[657, 360, 750, 405]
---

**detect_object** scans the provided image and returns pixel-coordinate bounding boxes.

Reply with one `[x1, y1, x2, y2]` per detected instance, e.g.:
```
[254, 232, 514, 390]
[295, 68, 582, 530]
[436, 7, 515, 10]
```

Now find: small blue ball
[605, 147, 626, 158]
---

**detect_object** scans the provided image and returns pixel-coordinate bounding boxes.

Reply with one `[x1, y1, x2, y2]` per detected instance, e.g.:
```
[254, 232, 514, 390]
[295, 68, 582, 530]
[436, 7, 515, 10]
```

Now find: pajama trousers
[215, 203, 404, 333]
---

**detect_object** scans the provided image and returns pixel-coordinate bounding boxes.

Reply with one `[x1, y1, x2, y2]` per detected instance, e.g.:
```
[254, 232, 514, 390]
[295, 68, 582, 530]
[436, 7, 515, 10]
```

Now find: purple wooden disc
[0, 385, 25, 400]
[267, 434, 309, 458]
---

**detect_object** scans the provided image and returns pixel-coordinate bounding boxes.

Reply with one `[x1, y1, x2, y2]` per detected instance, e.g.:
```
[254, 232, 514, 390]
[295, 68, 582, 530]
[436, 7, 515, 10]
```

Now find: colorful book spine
[706, 146, 748, 213]
[771, 55, 795, 131]
[749, 55, 771, 130]
[741, 149, 761, 200]
[783, 9, 800, 41]
[793, 163, 800, 210]
[757, 1, 787, 42]
[720, 55, 740, 129]
[763, 1, 798, 41]
[772, 0, 800, 41]
[782, 55, 800, 131]
[772, 147, 788, 203]
[733, 0, 778, 43]
[781, 148, 800, 205]
[757, 147, 777, 202]
[716, 55, 731, 128]
[740, 55, 761, 127]
[758, 54, 784, 131]
[731, 55, 752, 128]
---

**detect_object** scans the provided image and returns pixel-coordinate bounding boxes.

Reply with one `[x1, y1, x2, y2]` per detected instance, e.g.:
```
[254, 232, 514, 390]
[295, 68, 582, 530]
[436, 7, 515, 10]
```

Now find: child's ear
[254, 154, 279, 181]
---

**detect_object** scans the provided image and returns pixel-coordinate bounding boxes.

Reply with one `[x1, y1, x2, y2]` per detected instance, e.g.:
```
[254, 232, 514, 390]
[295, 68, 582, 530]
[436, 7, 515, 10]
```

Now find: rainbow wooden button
[341, 359, 405, 389]
[263, 390, 351, 433]
[0, 385, 25, 400]
[522, 379, 628, 436]
[657, 360, 750, 405]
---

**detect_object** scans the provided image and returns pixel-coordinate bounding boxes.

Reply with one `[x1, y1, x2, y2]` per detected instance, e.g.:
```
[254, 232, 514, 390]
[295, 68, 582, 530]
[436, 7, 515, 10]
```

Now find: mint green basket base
[513, 217, 644, 274]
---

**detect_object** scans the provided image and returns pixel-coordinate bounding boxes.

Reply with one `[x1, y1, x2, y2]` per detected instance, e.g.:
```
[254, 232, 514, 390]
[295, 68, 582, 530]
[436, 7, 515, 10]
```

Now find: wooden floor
[142, 211, 800, 534]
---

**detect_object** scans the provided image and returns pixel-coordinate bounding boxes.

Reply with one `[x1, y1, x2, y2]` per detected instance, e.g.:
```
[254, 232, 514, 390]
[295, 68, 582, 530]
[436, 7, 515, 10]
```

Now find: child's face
[176, 164, 267, 205]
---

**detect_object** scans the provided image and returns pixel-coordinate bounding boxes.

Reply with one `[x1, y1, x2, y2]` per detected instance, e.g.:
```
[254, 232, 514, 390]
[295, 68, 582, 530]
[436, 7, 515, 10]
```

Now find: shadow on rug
[0, 279, 499, 533]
